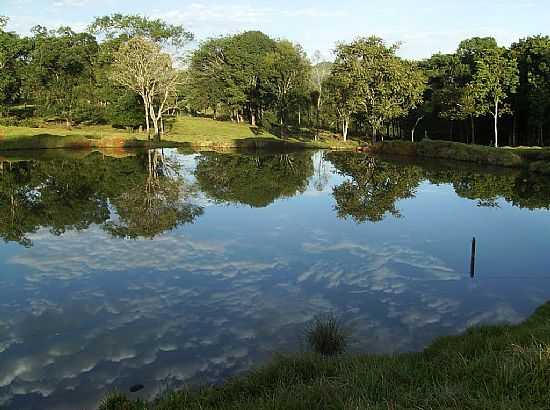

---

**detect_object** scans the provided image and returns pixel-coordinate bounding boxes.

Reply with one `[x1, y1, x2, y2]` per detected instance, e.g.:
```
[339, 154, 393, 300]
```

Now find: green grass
[369, 139, 550, 174]
[99, 302, 550, 410]
[0, 117, 358, 151]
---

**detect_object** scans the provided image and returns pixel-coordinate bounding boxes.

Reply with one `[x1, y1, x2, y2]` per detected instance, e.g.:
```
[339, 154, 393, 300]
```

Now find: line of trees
[2, 14, 550, 146]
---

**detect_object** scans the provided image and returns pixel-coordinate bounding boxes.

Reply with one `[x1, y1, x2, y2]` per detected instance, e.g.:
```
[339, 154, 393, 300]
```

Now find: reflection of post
[470, 237, 476, 278]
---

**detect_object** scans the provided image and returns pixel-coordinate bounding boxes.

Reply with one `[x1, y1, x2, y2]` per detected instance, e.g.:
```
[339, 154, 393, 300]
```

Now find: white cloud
[52, 0, 89, 7]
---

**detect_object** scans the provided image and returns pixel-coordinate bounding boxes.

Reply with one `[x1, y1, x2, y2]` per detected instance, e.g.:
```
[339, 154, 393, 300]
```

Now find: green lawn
[0, 117, 358, 151]
[100, 302, 550, 409]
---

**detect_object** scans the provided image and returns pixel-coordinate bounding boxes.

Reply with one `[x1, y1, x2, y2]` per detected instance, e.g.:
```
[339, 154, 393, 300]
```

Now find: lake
[1, 148, 550, 410]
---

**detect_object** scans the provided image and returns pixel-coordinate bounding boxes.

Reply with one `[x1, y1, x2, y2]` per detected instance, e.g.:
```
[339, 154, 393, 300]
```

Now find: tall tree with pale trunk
[311, 51, 331, 140]
[472, 47, 519, 147]
[110, 37, 181, 140]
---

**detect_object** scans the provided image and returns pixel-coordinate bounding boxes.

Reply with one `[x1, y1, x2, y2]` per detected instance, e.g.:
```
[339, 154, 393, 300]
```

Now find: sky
[2, 0, 550, 60]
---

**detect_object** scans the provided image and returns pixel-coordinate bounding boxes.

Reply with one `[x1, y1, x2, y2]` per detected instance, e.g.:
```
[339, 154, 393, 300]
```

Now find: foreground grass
[100, 302, 550, 410]
[0, 117, 357, 151]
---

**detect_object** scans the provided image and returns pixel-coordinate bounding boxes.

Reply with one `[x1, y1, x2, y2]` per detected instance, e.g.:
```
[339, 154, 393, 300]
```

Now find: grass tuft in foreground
[99, 302, 550, 409]
[304, 313, 351, 356]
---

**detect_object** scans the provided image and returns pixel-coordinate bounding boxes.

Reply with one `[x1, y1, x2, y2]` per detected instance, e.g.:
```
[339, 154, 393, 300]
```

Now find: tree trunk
[149, 104, 160, 141]
[251, 110, 256, 127]
[143, 98, 150, 140]
[298, 109, 301, 127]
[470, 116, 475, 145]
[372, 127, 377, 144]
[494, 100, 499, 148]
[412, 116, 423, 142]
[540, 125, 544, 147]
[315, 97, 321, 142]
[512, 114, 517, 146]
[342, 119, 348, 142]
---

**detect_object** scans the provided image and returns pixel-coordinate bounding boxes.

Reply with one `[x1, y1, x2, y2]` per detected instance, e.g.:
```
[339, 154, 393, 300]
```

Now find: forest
[1, 14, 550, 147]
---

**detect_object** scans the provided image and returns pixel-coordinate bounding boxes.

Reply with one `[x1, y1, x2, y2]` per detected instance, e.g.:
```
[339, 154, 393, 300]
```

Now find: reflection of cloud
[300, 241, 459, 290]
[463, 305, 524, 331]
[10, 227, 229, 280]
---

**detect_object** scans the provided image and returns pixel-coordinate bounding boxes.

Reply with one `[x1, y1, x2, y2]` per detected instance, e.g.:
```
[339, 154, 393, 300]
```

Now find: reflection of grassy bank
[0, 117, 357, 152]
[366, 140, 550, 175]
[101, 302, 550, 409]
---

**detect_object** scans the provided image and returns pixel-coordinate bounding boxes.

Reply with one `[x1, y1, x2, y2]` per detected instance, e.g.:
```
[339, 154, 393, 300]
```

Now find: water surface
[1, 149, 549, 409]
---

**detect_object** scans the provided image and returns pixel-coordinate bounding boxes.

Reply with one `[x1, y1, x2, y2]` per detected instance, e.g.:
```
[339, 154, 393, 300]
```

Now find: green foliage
[89, 14, 193, 49]
[264, 40, 311, 126]
[186, 31, 278, 122]
[26, 27, 99, 126]
[0, 31, 29, 109]
[304, 313, 350, 356]
[329, 37, 426, 141]
[512, 36, 550, 145]
[0, 16, 8, 31]
[471, 46, 519, 146]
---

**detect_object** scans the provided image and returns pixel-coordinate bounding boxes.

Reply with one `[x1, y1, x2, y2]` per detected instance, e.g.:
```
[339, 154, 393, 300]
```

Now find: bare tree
[110, 36, 181, 140]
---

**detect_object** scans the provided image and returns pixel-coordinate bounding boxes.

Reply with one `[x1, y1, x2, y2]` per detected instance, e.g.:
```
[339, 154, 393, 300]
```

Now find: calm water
[1, 148, 550, 409]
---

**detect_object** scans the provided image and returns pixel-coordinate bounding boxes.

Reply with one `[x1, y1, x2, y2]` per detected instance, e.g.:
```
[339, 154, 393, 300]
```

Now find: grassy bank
[366, 139, 550, 175]
[100, 302, 550, 410]
[0, 117, 357, 152]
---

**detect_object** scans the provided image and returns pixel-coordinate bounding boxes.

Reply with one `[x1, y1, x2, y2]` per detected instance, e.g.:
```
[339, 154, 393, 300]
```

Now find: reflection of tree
[425, 167, 550, 210]
[105, 150, 203, 239]
[327, 152, 423, 223]
[0, 162, 39, 247]
[0, 151, 203, 246]
[312, 151, 331, 192]
[0, 160, 110, 246]
[194, 151, 314, 207]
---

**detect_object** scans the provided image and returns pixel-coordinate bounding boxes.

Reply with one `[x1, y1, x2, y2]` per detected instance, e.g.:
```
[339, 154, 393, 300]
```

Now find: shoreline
[362, 139, 550, 175]
[100, 302, 550, 409]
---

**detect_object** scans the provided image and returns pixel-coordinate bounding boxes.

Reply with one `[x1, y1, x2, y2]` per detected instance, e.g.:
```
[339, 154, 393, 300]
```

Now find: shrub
[98, 392, 147, 410]
[304, 313, 351, 356]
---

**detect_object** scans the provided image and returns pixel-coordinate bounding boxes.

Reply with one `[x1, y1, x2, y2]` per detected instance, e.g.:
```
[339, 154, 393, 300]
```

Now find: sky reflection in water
[0, 149, 549, 409]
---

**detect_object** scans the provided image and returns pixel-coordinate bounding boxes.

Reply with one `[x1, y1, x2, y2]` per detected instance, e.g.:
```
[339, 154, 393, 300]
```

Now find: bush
[98, 392, 148, 410]
[257, 111, 278, 132]
[417, 139, 524, 167]
[304, 313, 351, 356]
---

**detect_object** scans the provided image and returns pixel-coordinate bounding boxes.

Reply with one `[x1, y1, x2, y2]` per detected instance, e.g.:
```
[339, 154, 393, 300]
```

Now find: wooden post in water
[470, 237, 476, 278]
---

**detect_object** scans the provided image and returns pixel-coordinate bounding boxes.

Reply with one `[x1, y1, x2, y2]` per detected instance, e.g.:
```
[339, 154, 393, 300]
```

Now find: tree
[264, 40, 310, 135]
[332, 37, 425, 143]
[26, 27, 98, 127]
[471, 47, 519, 147]
[457, 37, 499, 76]
[0, 16, 8, 31]
[111, 37, 182, 139]
[512, 36, 550, 146]
[186, 31, 278, 124]
[311, 51, 331, 140]
[89, 14, 193, 49]
[0, 22, 29, 112]
[324, 70, 356, 141]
